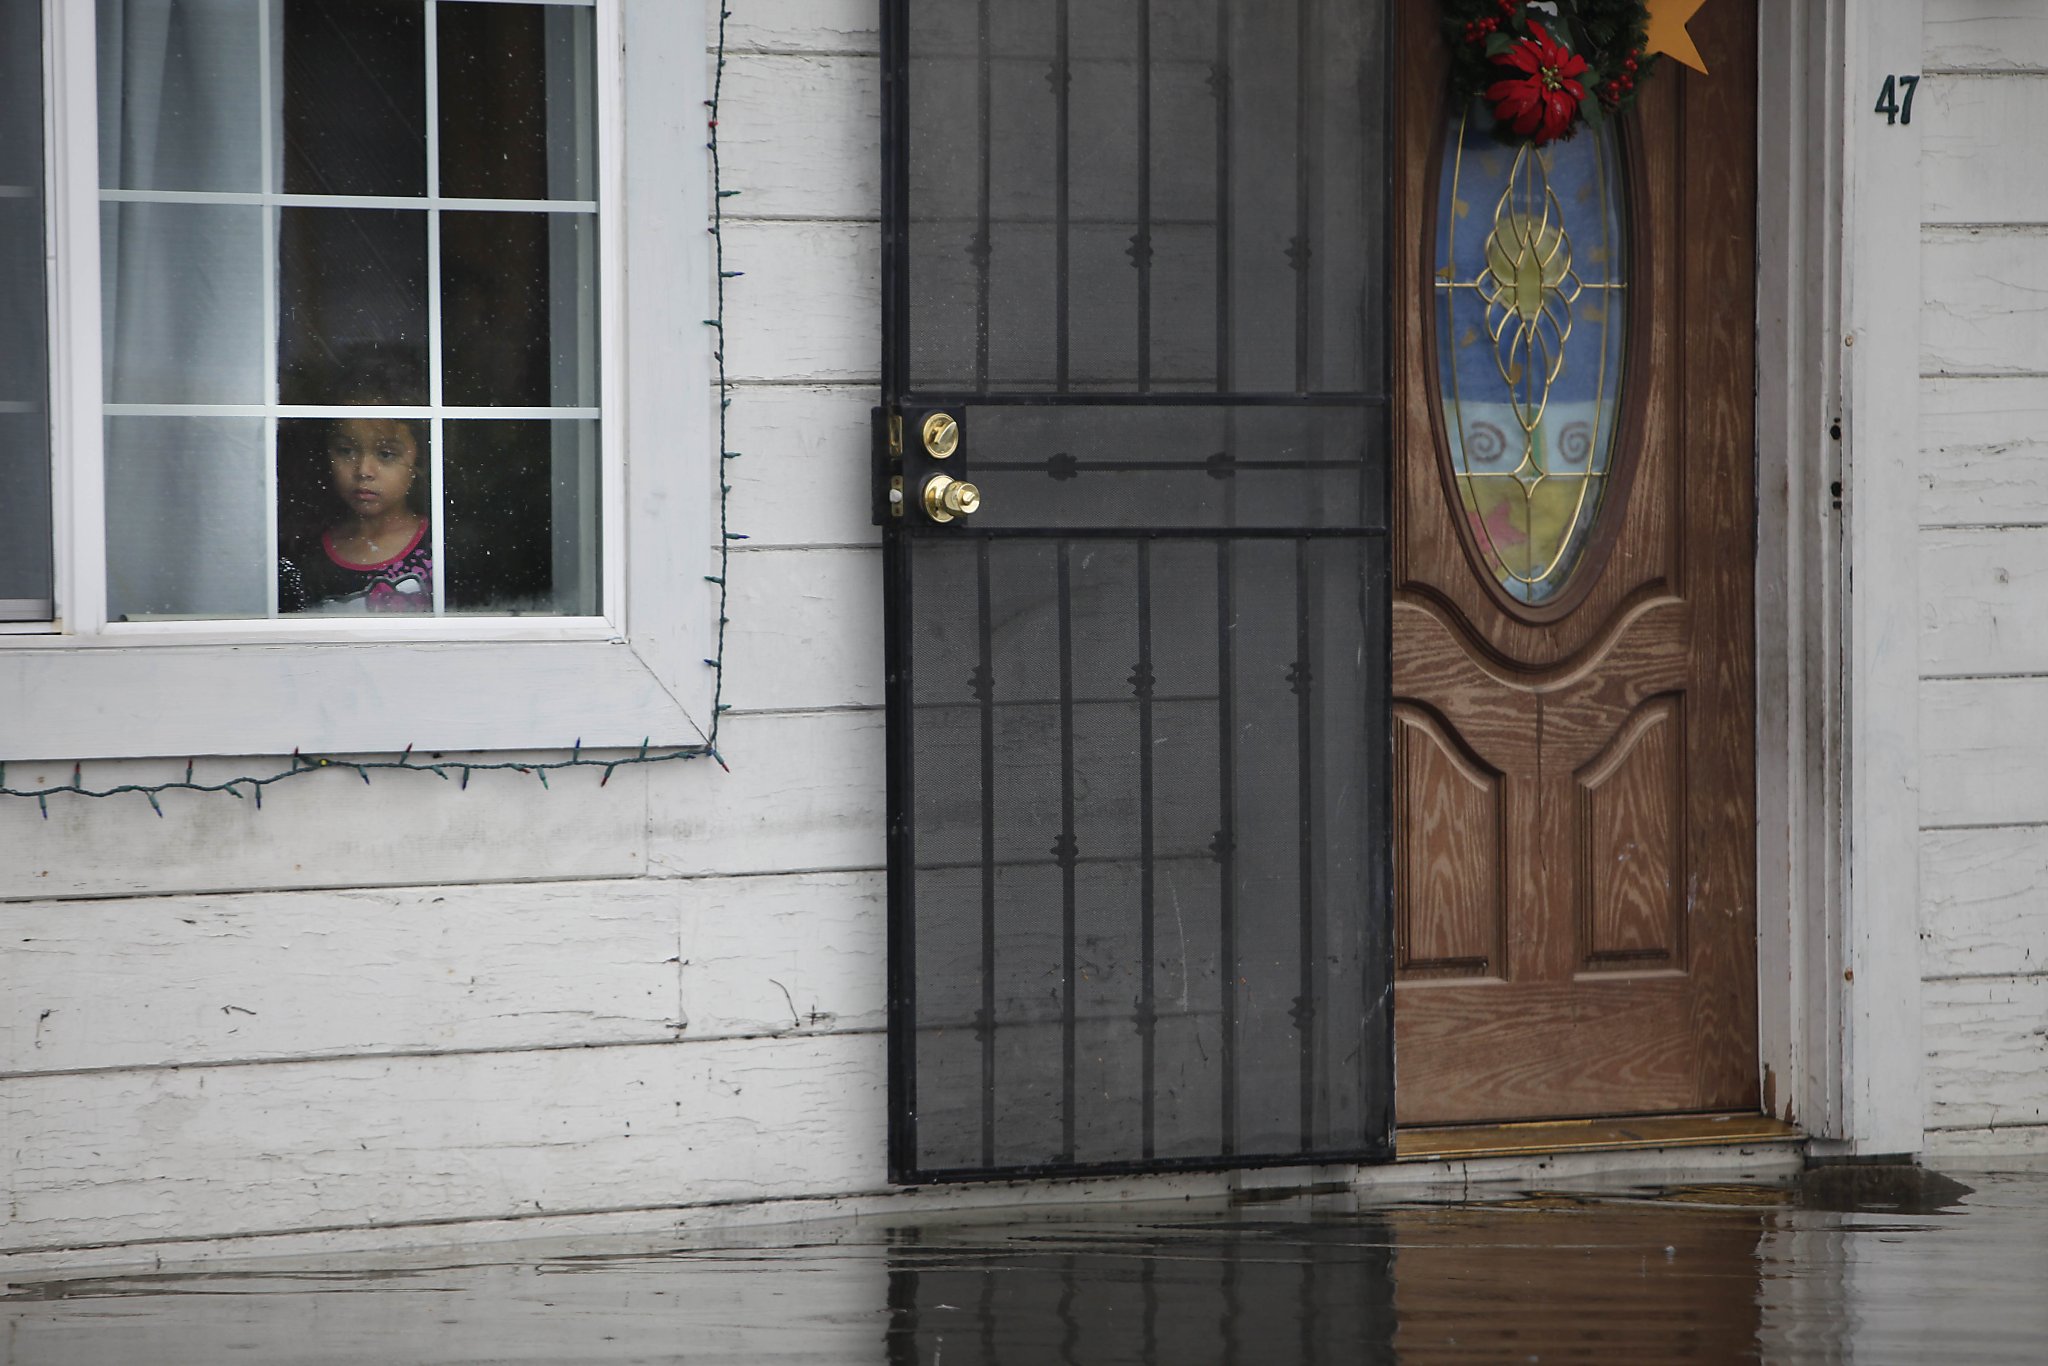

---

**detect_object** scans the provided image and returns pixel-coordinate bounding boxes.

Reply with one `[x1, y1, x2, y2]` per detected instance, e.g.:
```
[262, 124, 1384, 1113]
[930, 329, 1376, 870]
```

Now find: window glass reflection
[282, 0, 427, 198]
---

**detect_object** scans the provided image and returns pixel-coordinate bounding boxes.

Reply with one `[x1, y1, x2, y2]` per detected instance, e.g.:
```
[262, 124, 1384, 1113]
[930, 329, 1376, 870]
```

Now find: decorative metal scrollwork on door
[1434, 104, 1630, 606]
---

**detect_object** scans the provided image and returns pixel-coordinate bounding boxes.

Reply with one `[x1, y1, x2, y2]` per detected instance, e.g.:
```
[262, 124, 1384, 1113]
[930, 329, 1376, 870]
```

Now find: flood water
[6, 1164, 2048, 1363]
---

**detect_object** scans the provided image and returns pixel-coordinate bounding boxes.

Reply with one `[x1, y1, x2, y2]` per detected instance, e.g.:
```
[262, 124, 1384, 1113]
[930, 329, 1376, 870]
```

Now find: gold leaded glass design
[1434, 105, 1628, 606]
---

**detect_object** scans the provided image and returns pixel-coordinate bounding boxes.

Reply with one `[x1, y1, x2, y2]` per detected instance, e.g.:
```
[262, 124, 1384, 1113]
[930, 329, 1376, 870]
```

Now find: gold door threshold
[1395, 1112, 1803, 1163]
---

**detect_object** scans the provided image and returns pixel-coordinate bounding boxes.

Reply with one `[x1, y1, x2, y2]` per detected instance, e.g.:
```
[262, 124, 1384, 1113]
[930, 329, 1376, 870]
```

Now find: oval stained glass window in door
[1434, 105, 1629, 605]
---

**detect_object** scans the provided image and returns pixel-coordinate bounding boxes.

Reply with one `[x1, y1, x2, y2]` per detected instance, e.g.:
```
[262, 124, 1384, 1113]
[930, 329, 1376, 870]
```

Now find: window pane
[97, 0, 264, 194]
[1434, 105, 1630, 606]
[282, 0, 427, 198]
[1, 0, 52, 620]
[441, 211, 596, 407]
[277, 415, 435, 615]
[101, 202, 266, 404]
[438, 1, 596, 201]
[445, 419, 599, 615]
[105, 416, 268, 620]
[279, 206, 429, 405]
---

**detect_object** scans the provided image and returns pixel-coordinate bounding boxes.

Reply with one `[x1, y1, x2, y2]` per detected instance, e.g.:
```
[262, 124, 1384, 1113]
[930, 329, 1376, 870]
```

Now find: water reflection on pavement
[6, 1165, 2047, 1363]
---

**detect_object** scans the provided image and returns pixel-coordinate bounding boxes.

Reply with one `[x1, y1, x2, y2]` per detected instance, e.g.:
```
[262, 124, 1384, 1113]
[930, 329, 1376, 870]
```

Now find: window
[1, 0, 54, 622]
[2, 0, 714, 761]
[98, 0, 600, 621]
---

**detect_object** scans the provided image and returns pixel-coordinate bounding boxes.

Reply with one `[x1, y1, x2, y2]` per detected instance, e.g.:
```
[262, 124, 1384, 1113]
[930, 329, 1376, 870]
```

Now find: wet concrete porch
[6, 1162, 2048, 1363]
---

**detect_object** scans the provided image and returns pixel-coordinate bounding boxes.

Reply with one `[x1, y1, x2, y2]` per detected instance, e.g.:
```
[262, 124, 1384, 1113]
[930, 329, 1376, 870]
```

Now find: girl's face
[327, 418, 419, 519]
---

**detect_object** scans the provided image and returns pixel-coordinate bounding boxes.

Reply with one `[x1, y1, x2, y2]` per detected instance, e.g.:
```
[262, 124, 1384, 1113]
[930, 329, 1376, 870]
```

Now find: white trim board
[1754, 0, 1927, 1156]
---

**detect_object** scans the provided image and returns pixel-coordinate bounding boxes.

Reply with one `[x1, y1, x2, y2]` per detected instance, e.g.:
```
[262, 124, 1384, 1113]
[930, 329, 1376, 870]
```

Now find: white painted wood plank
[721, 54, 879, 220]
[677, 869, 886, 1036]
[1923, 1123, 2048, 1156]
[723, 0, 878, 55]
[1921, 376, 2048, 525]
[1921, 527, 2048, 674]
[725, 384, 881, 550]
[1920, 677, 2048, 825]
[722, 549, 883, 714]
[1922, 228, 2048, 376]
[648, 710, 885, 878]
[0, 1032, 886, 1251]
[1922, 827, 2048, 979]
[0, 759, 652, 902]
[722, 221, 879, 385]
[1924, 975, 2048, 1132]
[1927, 3, 2048, 69]
[1922, 75, 2048, 223]
[0, 884, 685, 1075]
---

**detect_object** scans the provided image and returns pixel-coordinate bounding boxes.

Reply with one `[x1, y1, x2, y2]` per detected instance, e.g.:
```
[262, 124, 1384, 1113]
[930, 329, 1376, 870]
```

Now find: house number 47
[1874, 74, 1920, 126]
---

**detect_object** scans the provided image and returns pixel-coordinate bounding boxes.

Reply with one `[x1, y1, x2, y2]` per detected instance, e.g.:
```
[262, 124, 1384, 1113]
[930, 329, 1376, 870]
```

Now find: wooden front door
[1390, 0, 1758, 1125]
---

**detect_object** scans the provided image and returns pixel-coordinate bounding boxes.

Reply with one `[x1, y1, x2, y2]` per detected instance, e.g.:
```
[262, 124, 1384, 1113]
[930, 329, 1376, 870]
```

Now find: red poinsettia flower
[1485, 21, 1589, 145]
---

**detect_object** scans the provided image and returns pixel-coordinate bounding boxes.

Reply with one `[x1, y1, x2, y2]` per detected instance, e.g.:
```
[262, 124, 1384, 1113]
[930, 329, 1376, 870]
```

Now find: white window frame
[1, 0, 717, 761]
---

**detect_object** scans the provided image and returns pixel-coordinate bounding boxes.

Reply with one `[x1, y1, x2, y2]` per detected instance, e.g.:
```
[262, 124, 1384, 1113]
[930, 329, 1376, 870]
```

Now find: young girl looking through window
[278, 415, 432, 614]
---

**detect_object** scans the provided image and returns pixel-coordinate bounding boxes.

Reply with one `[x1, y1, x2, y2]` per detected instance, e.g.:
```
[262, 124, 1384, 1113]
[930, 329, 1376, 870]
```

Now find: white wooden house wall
[0, 0, 897, 1259]
[11, 0, 2048, 1264]
[1919, 0, 2048, 1156]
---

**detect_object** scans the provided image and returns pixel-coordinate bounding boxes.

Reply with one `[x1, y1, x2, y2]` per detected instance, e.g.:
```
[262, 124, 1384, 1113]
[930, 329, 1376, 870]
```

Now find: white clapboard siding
[1926, 3, 2048, 70]
[722, 548, 885, 714]
[0, 1033, 886, 1252]
[725, 384, 883, 550]
[1921, 678, 2048, 826]
[1921, 377, 2048, 526]
[1922, 75, 2048, 224]
[0, 759, 651, 904]
[1, 871, 886, 1075]
[721, 54, 880, 221]
[0, 884, 684, 1075]
[725, 0, 879, 55]
[677, 869, 886, 1036]
[648, 709, 886, 878]
[1923, 976, 2048, 1133]
[722, 221, 881, 384]
[1923, 1124, 2048, 1156]
[1921, 527, 2048, 675]
[1922, 227, 2048, 376]
[1922, 828, 2048, 980]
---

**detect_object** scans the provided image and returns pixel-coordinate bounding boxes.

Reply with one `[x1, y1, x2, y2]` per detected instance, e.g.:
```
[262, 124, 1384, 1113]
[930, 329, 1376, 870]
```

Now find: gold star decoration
[1644, 0, 1709, 75]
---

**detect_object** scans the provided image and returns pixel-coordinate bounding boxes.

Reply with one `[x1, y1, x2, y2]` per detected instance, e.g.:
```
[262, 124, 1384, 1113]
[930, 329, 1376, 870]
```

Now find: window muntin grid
[96, 0, 602, 622]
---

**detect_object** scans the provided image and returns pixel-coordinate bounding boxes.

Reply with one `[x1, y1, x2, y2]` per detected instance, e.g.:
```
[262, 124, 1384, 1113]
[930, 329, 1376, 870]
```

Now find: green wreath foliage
[1440, 0, 1661, 139]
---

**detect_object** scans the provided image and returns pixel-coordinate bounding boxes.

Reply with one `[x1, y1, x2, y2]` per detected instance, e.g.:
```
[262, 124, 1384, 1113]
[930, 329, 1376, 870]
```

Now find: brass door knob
[922, 474, 982, 523]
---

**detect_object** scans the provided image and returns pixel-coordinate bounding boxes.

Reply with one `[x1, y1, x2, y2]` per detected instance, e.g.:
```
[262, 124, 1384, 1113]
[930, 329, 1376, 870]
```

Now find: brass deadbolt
[921, 411, 960, 459]
[922, 474, 981, 523]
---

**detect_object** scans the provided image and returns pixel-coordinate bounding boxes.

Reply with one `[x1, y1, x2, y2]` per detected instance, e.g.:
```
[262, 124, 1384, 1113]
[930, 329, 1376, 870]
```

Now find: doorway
[1388, 0, 1760, 1127]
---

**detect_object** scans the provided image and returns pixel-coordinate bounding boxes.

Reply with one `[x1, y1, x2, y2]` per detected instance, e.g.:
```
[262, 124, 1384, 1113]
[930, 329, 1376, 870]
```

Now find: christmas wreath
[1441, 0, 1659, 145]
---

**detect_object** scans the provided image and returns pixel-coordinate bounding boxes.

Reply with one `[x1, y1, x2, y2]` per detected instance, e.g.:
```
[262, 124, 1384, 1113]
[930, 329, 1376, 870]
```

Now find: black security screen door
[882, 0, 1393, 1183]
